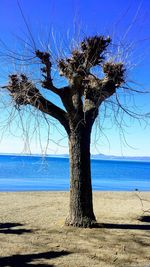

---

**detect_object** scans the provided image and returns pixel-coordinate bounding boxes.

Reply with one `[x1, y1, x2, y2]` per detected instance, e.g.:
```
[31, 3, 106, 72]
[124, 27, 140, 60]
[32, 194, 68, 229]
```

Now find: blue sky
[0, 0, 150, 156]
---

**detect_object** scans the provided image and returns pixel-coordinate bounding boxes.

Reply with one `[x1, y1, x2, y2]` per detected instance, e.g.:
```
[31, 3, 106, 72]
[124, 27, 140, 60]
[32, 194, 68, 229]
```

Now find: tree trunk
[66, 126, 96, 227]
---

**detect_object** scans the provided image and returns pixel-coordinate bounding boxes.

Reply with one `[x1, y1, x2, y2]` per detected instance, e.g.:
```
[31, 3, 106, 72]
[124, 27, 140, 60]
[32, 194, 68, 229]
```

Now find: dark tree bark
[66, 124, 96, 227]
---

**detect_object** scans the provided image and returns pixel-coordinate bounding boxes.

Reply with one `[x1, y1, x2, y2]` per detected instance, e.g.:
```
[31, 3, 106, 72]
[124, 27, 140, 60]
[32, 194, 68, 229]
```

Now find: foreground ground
[0, 191, 150, 267]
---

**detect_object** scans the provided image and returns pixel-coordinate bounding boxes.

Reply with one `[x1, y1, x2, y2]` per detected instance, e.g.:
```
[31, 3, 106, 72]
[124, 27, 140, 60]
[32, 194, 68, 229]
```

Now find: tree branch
[35, 50, 60, 95]
[59, 86, 84, 129]
[58, 35, 111, 86]
[4, 74, 70, 134]
[31, 92, 70, 134]
[82, 62, 125, 113]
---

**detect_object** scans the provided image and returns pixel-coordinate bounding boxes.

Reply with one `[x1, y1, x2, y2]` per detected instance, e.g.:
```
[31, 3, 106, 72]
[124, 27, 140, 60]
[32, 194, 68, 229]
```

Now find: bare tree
[0, 27, 149, 227]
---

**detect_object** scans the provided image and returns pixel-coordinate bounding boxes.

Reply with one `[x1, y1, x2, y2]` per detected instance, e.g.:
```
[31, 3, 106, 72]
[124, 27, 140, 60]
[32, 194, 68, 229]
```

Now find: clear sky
[0, 0, 150, 156]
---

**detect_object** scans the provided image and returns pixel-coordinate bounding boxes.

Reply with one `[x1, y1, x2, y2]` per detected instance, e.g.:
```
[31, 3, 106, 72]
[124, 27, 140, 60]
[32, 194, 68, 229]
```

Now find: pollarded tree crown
[3, 35, 126, 126]
[57, 35, 125, 91]
[58, 36, 111, 81]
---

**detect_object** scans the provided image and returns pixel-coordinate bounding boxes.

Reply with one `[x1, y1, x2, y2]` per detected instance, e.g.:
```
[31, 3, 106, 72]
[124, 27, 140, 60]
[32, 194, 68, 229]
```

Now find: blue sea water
[0, 155, 150, 192]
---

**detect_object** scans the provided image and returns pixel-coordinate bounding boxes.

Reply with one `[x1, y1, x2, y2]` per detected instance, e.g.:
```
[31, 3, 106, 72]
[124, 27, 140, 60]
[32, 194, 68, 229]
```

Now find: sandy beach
[0, 191, 150, 267]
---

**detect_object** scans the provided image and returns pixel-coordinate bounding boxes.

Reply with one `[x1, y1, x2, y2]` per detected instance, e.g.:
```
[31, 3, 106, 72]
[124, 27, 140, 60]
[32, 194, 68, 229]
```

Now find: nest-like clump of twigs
[103, 62, 125, 86]
[35, 50, 51, 65]
[81, 35, 111, 65]
[58, 35, 111, 80]
[7, 74, 39, 107]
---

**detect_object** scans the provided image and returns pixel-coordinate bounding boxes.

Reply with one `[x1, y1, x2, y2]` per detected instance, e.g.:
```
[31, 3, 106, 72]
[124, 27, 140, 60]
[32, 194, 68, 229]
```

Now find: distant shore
[0, 191, 150, 266]
[1, 153, 150, 162]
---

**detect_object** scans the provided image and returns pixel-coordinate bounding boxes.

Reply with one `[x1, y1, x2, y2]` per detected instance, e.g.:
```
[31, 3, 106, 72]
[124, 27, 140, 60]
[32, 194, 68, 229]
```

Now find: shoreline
[0, 189, 150, 193]
[0, 191, 150, 266]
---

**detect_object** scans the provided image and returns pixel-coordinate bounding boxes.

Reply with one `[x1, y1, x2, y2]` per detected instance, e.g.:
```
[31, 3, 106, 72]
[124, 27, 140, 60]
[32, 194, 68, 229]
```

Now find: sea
[0, 154, 150, 192]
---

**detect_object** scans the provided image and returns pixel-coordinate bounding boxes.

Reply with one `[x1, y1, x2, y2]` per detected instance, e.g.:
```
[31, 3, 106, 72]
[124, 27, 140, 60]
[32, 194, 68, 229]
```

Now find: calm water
[0, 155, 150, 192]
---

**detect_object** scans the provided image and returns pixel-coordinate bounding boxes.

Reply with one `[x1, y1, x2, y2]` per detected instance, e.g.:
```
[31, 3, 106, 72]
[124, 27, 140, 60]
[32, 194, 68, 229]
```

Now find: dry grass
[0, 191, 150, 267]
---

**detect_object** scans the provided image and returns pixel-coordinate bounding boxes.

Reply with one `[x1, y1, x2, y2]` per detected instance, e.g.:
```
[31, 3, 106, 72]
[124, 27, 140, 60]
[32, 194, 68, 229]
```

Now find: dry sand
[0, 191, 150, 267]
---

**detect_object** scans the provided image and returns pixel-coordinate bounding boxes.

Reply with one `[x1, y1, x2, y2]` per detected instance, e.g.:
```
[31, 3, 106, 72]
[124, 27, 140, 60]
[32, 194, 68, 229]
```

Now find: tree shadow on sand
[138, 215, 150, 223]
[93, 222, 150, 230]
[0, 251, 71, 267]
[0, 222, 32, 235]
